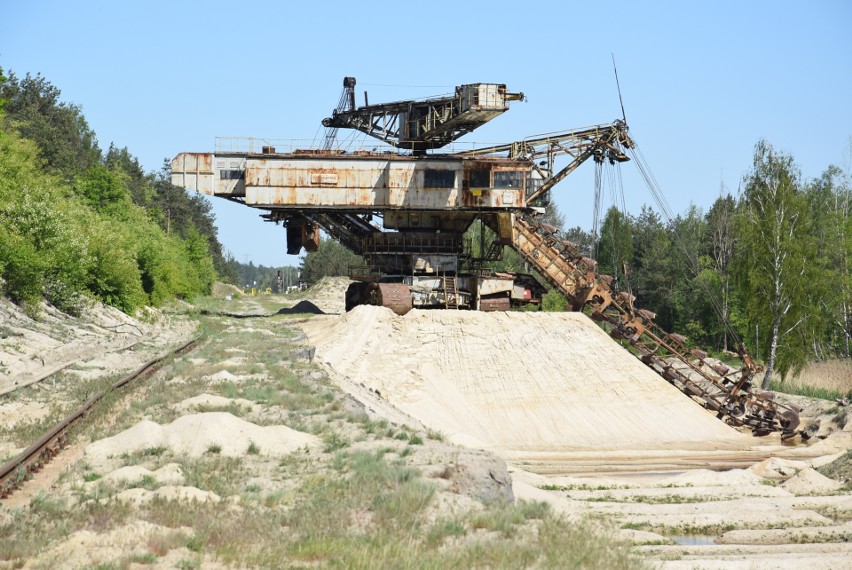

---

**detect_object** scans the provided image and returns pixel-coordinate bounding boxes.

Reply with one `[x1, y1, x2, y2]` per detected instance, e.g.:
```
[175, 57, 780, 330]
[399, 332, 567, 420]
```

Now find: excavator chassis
[345, 272, 541, 315]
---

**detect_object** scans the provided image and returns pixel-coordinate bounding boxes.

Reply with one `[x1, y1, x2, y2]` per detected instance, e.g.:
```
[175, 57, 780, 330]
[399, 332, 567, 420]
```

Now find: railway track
[0, 335, 203, 499]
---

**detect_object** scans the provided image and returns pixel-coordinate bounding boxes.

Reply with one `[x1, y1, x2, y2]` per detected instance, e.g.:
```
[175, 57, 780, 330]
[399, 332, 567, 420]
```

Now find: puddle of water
[668, 535, 718, 546]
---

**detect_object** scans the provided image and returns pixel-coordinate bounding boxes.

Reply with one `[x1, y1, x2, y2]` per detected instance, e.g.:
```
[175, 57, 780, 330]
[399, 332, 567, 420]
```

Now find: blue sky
[4, 1, 851, 267]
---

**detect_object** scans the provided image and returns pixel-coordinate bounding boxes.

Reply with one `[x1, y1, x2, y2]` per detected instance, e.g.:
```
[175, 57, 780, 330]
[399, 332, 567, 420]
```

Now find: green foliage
[541, 290, 568, 312]
[0, 128, 89, 313]
[0, 68, 101, 178]
[632, 205, 673, 326]
[462, 218, 527, 276]
[83, 213, 146, 312]
[0, 68, 8, 113]
[223, 257, 298, 290]
[801, 165, 852, 359]
[299, 238, 364, 283]
[597, 206, 634, 283]
[734, 140, 813, 386]
[704, 193, 738, 351]
[0, 69, 221, 314]
[563, 225, 595, 256]
[74, 164, 132, 214]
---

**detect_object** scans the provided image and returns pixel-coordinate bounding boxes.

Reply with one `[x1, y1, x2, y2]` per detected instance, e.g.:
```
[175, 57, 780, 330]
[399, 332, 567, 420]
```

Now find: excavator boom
[322, 79, 523, 153]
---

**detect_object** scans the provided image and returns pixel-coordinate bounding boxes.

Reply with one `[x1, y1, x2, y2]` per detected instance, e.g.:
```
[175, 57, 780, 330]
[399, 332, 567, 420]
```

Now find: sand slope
[305, 307, 752, 453]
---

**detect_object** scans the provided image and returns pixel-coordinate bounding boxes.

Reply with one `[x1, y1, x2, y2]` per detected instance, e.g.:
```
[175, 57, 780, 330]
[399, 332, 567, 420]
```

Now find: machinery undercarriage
[171, 77, 804, 440]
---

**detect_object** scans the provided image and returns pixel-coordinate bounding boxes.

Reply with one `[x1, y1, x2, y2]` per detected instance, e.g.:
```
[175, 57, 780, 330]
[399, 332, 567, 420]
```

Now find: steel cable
[627, 143, 744, 347]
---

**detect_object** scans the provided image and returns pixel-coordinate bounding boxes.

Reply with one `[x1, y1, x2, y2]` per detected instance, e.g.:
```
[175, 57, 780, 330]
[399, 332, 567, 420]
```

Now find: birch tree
[806, 164, 852, 357]
[735, 141, 812, 389]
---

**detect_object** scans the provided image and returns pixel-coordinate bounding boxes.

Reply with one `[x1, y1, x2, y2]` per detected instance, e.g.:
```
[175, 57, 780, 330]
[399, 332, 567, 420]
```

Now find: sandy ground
[292, 277, 351, 314]
[0, 298, 196, 396]
[303, 306, 798, 466]
[2, 282, 849, 569]
[302, 302, 852, 568]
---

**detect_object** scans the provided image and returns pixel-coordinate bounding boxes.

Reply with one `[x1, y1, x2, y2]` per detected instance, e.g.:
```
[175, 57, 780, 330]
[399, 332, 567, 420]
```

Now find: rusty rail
[511, 214, 801, 438]
[0, 335, 203, 499]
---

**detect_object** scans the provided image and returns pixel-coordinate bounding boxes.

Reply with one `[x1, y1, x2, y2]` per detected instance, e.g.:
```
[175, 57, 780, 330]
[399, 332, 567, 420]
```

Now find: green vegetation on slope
[0, 67, 224, 314]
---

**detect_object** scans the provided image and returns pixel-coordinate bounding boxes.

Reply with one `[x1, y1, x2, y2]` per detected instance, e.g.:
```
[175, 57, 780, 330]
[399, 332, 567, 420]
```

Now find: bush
[0, 120, 217, 314]
[541, 290, 568, 312]
[84, 216, 147, 312]
[0, 225, 46, 311]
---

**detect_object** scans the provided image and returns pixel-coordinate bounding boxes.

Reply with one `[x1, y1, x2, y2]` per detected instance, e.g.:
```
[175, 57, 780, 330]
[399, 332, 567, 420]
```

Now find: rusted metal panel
[477, 276, 514, 296]
[512, 285, 532, 301]
[497, 212, 514, 240]
[173, 152, 214, 173]
[175, 152, 527, 209]
[244, 157, 465, 209]
[410, 255, 457, 274]
[479, 296, 510, 312]
[171, 153, 215, 195]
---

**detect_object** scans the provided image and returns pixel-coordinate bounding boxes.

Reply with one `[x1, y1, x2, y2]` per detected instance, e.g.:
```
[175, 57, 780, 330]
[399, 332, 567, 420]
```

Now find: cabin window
[493, 171, 523, 189]
[220, 170, 244, 180]
[469, 169, 490, 188]
[424, 169, 455, 188]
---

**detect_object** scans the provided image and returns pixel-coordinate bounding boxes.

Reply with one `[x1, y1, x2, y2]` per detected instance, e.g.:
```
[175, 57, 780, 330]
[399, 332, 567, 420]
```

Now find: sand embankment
[304, 306, 767, 470]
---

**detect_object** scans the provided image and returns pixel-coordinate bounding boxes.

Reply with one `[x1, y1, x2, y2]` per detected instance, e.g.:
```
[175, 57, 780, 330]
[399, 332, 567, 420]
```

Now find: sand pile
[277, 300, 325, 315]
[303, 307, 751, 453]
[297, 276, 352, 313]
[781, 467, 844, 495]
[85, 412, 319, 467]
[211, 281, 243, 297]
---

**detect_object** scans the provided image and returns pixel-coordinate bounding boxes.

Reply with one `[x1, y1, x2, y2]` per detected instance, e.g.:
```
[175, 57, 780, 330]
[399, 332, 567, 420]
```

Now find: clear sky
[4, 1, 851, 267]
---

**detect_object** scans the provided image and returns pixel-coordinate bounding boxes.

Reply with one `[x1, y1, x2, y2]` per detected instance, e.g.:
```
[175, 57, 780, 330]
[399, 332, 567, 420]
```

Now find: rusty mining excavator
[171, 76, 804, 440]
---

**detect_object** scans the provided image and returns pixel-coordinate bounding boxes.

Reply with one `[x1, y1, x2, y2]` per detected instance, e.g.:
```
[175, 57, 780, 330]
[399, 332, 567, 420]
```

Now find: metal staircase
[442, 274, 459, 310]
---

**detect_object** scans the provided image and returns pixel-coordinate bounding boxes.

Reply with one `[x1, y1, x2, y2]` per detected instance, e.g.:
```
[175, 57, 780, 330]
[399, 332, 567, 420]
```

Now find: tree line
[0, 68, 228, 314]
[459, 142, 850, 387]
[582, 142, 849, 387]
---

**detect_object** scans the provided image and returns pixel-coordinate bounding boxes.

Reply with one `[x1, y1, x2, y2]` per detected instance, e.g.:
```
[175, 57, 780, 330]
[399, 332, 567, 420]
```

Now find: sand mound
[206, 370, 240, 383]
[85, 412, 319, 466]
[667, 468, 766, 487]
[22, 521, 191, 569]
[112, 485, 221, 505]
[297, 276, 352, 313]
[817, 449, 852, 484]
[304, 307, 751, 453]
[172, 394, 255, 413]
[781, 467, 844, 495]
[211, 282, 243, 297]
[750, 457, 809, 479]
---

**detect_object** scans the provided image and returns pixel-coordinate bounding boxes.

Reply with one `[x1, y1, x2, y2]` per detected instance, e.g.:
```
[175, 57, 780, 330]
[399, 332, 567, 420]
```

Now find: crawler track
[0, 335, 203, 499]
